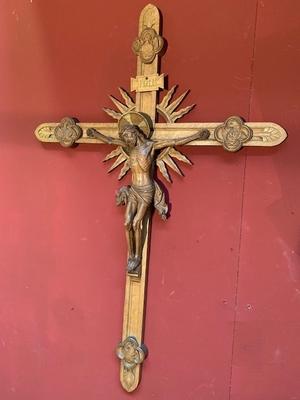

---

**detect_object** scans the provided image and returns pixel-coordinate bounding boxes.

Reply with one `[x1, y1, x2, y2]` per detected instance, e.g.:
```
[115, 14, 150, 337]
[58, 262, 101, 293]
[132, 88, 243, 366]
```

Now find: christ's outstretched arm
[153, 129, 210, 150]
[87, 128, 125, 147]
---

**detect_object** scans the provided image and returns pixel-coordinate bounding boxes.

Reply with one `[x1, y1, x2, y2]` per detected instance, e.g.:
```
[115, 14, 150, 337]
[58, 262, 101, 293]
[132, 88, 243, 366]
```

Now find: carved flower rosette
[116, 336, 147, 391]
[54, 117, 82, 147]
[132, 27, 164, 64]
[214, 116, 253, 152]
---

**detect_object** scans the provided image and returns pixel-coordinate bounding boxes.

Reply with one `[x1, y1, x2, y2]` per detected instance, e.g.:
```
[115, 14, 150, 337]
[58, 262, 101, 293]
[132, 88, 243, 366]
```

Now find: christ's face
[122, 128, 137, 147]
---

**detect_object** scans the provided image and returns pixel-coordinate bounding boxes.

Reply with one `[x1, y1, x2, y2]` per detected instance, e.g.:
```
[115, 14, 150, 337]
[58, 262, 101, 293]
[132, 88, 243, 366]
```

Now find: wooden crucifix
[34, 4, 287, 393]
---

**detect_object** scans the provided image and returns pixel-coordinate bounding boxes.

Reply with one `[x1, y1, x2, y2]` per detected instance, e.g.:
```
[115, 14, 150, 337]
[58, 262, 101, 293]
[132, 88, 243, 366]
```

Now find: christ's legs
[124, 200, 137, 268]
[128, 202, 149, 272]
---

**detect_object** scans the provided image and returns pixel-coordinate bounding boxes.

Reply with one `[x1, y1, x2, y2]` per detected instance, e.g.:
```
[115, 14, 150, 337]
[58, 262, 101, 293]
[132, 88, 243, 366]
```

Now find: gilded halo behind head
[118, 112, 152, 138]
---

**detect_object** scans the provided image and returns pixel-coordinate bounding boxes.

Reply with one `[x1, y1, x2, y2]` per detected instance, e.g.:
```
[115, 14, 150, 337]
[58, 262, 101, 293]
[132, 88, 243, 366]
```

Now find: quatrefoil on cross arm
[214, 116, 253, 152]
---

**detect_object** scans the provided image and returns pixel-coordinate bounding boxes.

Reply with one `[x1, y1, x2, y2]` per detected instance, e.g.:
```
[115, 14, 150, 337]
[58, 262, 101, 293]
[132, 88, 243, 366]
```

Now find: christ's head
[120, 125, 145, 147]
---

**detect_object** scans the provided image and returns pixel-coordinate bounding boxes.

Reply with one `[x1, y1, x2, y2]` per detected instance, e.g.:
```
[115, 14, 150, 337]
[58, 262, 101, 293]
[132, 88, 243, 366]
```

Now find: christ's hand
[197, 129, 210, 140]
[87, 128, 97, 138]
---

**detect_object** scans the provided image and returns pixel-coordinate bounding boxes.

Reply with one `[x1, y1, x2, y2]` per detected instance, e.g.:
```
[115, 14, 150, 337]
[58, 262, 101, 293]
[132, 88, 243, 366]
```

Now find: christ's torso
[129, 141, 154, 186]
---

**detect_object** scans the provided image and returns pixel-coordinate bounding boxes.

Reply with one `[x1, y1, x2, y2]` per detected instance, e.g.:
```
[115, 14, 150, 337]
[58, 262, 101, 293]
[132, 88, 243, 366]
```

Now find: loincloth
[116, 181, 168, 220]
[129, 183, 155, 206]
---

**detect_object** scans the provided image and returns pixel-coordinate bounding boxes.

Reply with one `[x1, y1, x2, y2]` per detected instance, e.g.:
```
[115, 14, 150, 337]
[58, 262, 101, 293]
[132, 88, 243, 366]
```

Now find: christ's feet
[127, 256, 141, 273]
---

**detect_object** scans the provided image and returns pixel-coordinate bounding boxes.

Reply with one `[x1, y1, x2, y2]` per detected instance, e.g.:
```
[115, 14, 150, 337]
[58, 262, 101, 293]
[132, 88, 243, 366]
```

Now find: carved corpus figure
[87, 112, 209, 273]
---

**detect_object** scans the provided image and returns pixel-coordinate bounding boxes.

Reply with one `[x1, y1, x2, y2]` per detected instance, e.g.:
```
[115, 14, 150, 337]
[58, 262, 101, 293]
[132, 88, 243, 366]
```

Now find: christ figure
[87, 120, 209, 273]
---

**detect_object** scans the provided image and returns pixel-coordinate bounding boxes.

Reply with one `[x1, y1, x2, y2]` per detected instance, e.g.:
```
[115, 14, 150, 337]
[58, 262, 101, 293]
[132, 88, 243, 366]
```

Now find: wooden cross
[34, 4, 287, 393]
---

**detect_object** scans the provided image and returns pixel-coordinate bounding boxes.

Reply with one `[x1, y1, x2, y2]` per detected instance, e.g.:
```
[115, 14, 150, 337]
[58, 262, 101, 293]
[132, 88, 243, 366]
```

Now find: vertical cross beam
[117, 5, 162, 392]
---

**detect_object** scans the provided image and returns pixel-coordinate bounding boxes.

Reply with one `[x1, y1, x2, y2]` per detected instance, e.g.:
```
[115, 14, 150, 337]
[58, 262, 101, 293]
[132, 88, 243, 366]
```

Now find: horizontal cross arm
[35, 120, 287, 151]
[153, 121, 287, 149]
[35, 121, 118, 145]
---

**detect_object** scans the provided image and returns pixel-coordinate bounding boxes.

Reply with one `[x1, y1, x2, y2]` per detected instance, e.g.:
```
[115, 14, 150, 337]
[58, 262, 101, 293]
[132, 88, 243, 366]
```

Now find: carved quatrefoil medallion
[116, 336, 147, 391]
[54, 117, 82, 147]
[214, 116, 253, 152]
[132, 27, 164, 64]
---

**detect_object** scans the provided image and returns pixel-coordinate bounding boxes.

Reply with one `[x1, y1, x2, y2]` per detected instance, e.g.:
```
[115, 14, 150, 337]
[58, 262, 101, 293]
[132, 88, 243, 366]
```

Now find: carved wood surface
[35, 121, 287, 148]
[33, 3, 287, 394]
[119, 4, 161, 392]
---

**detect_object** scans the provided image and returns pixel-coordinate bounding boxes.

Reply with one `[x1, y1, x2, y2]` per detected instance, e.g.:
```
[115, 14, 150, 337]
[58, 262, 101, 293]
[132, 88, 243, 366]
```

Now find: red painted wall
[0, 1, 299, 399]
